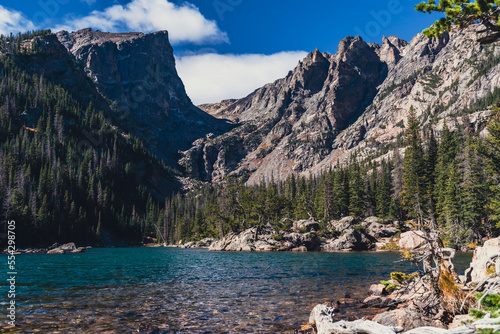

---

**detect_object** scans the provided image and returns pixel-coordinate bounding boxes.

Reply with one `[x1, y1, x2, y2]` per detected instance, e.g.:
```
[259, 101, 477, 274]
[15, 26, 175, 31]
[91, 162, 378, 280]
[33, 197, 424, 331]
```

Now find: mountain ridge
[186, 26, 498, 185]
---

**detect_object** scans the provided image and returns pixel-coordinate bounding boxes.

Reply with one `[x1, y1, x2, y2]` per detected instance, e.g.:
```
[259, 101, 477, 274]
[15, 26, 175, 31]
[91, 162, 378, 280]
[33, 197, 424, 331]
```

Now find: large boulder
[322, 229, 374, 251]
[47, 248, 65, 254]
[208, 231, 254, 251]
[465, 237, 500, 283]
[254, 239, 278, 252]
[373, 309, 445, 331]
[361, 217, 398, 238]
[180, 241, 194, 248]
[59, 242, 77, 251]
[330, 216, 358, 232]
[195, 238, 215, 248]
[362, 295, 392, 308]
[369, 283, 387, 296]
[302, 232, 322, 251]
[399, 231, 426, 250]
[293, 219, 320, 232]
[218, 229, 256, 251]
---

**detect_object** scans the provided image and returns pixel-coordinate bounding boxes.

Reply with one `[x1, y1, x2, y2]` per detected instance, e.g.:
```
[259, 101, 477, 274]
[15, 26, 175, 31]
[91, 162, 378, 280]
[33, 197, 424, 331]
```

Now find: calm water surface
[0, 248, 472, 333]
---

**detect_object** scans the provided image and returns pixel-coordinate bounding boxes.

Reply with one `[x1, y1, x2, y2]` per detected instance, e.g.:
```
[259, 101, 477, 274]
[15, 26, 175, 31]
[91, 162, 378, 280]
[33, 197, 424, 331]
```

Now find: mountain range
[184, 26, 498, 185]
[17, 26, 496, 189]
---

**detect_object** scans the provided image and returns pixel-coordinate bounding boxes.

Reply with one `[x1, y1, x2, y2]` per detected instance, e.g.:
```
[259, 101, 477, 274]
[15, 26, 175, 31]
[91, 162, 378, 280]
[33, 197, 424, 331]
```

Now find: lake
[0, 248, 472, 333]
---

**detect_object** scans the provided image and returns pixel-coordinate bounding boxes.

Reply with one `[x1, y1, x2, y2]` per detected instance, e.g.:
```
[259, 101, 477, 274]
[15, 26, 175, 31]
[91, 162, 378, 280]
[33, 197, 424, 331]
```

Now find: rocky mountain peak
[387, 35, 408, 49]
[377, 35, 407, 68]
[292, 48, 330, 94]
[190, 34, 390, 183]
[57, 28, 231, 164]
[337, 36, 363, 54]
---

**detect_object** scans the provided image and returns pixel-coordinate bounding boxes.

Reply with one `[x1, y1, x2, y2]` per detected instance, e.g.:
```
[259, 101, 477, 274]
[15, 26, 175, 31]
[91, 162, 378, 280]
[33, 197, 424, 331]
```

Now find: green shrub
[380, 280, 400, 293]
[381, 242, 399, 250]
[353, 224, 366, 232]
[389, 272, 419, 284]
[470, 293, 500, 320]
[272, 234, 283, 241]
[470, 308, 486, 319]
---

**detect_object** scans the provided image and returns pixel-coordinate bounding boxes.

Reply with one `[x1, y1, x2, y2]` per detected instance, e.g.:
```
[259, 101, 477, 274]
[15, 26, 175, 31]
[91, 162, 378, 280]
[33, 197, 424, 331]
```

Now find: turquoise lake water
[0, 248, 472, 333]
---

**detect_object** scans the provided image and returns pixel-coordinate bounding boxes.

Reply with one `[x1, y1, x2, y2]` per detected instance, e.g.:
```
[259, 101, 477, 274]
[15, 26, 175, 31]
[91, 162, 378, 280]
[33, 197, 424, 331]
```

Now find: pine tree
[349, 165, 365, 217]
[416, 0, 500, 45]
[402, 107, 426, 220]
[424, 130, 438, 219]
[435, 122, 459, 226]
[460, 132, 487, 242]
[483, 103, 500, 227]
[442, 164, 462, 247]
[376, 161, 393, 218]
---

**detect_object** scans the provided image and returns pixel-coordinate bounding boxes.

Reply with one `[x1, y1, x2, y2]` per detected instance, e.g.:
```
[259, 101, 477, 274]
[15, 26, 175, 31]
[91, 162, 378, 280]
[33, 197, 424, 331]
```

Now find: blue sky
[0, 0, 442, 104]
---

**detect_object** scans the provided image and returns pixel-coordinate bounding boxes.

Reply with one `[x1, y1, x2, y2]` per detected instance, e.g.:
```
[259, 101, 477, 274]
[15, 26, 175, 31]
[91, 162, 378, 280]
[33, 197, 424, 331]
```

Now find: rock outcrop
[207, 216, 402, 252]
[321, 229, 374, 251]
[57, 28, 232, 165]
[208, 224, 322, 252]
[180, 238, 215, 249]
[47, 243, 87, 254]
[465, 237, 500, 283]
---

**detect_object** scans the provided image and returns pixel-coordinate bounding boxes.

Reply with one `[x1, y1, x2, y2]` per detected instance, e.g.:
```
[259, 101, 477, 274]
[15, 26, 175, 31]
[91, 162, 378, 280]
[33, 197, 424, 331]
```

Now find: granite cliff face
[57, 28, 231, 164]
[182, 35, 405, 183]
[186, 27, 499, 184]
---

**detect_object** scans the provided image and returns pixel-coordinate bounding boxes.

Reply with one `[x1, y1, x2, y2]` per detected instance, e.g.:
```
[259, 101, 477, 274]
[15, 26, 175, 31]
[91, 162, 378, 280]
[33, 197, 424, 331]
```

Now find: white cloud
[54, 0, 228, 45]
[176, 51, 309, 105]
[0, 5, 36, 35]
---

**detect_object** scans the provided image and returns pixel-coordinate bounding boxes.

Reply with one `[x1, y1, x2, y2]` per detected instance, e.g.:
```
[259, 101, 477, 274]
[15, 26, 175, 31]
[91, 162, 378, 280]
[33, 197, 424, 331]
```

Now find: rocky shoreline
[306, 237, 500, 334]
[180, 216, 438, 253]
